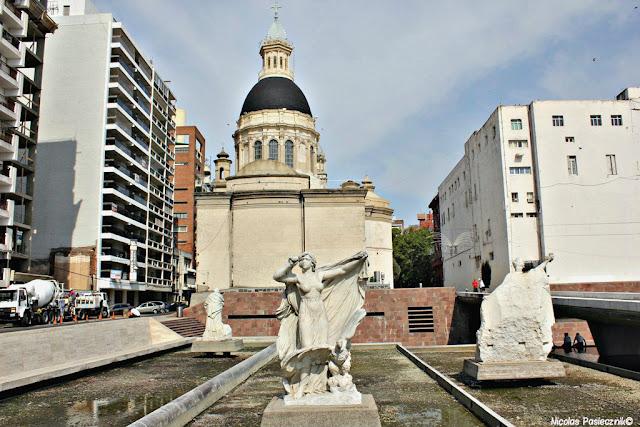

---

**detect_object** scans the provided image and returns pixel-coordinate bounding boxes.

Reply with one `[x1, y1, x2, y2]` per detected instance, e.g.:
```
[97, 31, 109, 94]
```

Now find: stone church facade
[195, 14, 393, 289]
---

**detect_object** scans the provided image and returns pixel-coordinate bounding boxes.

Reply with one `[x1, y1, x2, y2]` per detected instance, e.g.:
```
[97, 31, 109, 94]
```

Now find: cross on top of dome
[265, 1, 288, 42]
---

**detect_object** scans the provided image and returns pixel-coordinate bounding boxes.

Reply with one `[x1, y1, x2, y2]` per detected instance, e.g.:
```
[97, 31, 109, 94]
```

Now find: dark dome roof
[241, 77, 311, 116]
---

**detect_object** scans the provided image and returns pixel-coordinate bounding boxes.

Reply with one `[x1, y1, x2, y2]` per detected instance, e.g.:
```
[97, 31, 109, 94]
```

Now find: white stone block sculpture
[465, 255, 565, 380]
[203, 289, 232, 341]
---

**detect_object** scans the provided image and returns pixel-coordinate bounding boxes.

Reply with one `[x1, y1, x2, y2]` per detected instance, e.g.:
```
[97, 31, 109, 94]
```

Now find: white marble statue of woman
[202, 289, 232, 341]
[273, 251, 369, 402]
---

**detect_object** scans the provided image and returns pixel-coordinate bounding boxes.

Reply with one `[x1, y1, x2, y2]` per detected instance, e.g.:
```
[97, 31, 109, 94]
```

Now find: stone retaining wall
[185, 287, 457, 346]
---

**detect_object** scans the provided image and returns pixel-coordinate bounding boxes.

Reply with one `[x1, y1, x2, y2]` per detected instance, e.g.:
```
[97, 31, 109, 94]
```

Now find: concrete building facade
[32, 4, 177, 304]
[0, 1, 56, 286]
[196, 13, 394, 290]
[438, 89, 640, 290]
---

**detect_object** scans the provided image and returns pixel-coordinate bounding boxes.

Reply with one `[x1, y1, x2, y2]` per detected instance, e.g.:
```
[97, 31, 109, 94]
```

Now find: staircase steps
[162, 317, 205, 337]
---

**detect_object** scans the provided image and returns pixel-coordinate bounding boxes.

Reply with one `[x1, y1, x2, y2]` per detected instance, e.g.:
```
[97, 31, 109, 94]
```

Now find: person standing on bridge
[574, 332, 587, 353]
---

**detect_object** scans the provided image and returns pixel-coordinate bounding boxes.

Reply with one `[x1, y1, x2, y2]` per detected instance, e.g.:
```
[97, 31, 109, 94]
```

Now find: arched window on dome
[219, 167, 224, 180]
[269, 140, 279, 160]
[285, 140, 294, 167]
[254, 141, 262, 160]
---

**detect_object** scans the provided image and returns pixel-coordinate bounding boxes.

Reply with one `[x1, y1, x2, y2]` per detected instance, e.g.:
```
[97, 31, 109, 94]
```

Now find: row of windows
[509, 166, 531, 174]
[567, 154, 617, 176]
[510, 212, 538, 218]
[552, 114, 622, 127]
[254, 140, 295, 167]
[510, 192, 534, 203]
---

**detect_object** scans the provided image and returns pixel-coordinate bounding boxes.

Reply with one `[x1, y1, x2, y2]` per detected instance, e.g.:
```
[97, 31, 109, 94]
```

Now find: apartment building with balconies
[0, 0, 56, 287]
[32, 3, 176, 305]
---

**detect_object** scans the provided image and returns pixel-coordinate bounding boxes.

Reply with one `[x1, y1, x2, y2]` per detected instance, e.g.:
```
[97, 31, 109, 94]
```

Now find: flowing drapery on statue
[273, 251, 369, 403]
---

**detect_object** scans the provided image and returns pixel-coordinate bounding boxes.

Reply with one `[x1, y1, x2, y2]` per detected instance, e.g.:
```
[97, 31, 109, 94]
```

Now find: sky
[94, 0, 640, 223]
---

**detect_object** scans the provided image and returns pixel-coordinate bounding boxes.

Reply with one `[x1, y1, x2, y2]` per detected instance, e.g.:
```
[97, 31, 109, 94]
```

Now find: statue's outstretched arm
[534, 253, 554, 272]
[273, 257, 299, 285]
[322, 252, 367, 281]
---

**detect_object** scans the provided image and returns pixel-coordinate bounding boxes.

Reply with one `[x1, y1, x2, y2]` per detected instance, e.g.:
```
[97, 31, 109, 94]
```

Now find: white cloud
[95, 0, 637, 220]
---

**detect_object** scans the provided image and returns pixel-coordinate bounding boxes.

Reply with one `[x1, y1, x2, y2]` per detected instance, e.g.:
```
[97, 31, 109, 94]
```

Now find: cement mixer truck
[0, 279, 62, 326]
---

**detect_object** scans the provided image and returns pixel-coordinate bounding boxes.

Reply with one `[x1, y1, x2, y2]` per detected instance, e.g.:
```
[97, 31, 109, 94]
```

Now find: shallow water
[412, 349, 640, 426]
[192, 348, 483, 427]
[0, 349, 250, 427]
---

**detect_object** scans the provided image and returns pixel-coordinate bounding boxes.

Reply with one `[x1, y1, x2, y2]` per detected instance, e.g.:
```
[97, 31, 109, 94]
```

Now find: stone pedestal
[261, 394, 381, 427]
[190, 338, 244, 355]
[463, 358, 566, 381]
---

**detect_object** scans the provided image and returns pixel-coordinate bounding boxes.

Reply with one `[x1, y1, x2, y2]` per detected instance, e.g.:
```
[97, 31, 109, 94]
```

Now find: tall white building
[438, 88, 640, 290]
[0, 1, 56, 286]
[32, 2, 177, 304]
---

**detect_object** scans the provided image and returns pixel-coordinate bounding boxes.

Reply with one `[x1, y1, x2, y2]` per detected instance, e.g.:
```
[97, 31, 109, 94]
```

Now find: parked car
[110, 303, 133, 316]
[148, 301, 168, 313]
[135, 301, 166, 314]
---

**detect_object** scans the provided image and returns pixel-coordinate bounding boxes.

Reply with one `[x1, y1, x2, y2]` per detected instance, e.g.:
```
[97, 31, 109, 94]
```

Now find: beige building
[196, 13, 393, 290]
[438, 88, 640, 290]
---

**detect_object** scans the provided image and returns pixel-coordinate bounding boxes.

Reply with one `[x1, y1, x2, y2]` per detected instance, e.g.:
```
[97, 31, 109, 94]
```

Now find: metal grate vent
[407, 306, 434, 333]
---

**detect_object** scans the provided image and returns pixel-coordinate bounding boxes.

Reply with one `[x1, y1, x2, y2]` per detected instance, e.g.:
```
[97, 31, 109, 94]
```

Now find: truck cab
[0, 288, 32, 325]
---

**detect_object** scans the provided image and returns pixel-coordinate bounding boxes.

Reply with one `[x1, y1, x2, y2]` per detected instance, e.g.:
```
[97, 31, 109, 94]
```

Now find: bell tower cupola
[258, 2, 294, 81]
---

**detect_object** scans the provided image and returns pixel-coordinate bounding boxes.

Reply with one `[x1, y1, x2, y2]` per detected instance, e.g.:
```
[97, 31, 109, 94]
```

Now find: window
[511, 213, 523, 218]
[552, 115, 564, 126]
[254, 141, 262, 160]
[489, 251, 494, 260]
[285, 140, 294, 167]
[511, 119, 523, 130]
[509, 166, 531, 174]
[175, 146, 189, 153]
[567, 155, 578, 175]
[565, 136, 575, 143]
[526, 212, 538, 218]
[492, 126, 496, 139]
[175, 187, 188, 191]
[177, 225, 187, 233]
[175, 212, 187, 219]
[219, 167, 224, 179]
[590, 115, 602, 126]
[511, 192, 518, 202]
[527, 192, 534, 203]
[611, 115, 623, 126]
[606, 154, 617, 175]
[63, 5, 70, 15]
[175, 162, 188, 166]
[269, 139, 278, 160]
[508, 140, 528, 148]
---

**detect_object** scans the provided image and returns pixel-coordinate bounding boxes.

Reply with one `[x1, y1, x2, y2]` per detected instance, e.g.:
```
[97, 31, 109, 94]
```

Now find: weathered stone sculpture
[261, 251, 381, 427]
[191, 288, 243, 355]
[272, 251, 369, 404]
[464, 255, 566, 380]
[203, 289, 232, 340]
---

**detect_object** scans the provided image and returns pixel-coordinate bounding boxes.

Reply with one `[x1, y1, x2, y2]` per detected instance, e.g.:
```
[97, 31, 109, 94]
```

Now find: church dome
[240, 77, 312, 116]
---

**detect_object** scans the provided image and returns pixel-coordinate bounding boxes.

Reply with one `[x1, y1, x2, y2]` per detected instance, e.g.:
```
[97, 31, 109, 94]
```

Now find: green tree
[392, 226, 436, 288]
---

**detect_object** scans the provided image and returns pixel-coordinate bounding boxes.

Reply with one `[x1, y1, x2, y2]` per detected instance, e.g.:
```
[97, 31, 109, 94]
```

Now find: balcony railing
[1, 30, 19, 50]
[0, 57, 17, 80]
[106, 139, 148, 169]
[0, 95, 15, 113]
